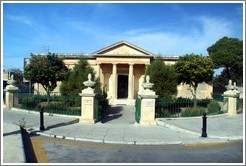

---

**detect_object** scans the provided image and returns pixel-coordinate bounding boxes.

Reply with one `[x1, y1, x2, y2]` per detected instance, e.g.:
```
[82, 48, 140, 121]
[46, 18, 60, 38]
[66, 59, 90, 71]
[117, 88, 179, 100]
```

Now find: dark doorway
[117, 75, 128, 99]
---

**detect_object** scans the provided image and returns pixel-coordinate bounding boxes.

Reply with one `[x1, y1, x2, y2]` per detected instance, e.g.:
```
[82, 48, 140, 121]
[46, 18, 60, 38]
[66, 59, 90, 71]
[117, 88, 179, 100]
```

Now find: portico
[95, 61, 150, 105]
[92, 41, 153, 105]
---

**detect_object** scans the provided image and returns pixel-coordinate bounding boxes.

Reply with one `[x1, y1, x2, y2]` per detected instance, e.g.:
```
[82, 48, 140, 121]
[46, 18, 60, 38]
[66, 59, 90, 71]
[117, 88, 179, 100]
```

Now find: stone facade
[32, 41, 213, 104]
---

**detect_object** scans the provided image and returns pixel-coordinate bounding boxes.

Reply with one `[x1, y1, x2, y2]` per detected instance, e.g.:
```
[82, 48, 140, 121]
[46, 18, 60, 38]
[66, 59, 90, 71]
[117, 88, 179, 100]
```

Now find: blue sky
[2, 2, 244, 71]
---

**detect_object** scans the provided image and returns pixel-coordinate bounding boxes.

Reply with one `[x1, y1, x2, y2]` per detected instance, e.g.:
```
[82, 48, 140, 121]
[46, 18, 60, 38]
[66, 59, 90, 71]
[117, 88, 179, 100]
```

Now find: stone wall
[176, 82, 213, 99]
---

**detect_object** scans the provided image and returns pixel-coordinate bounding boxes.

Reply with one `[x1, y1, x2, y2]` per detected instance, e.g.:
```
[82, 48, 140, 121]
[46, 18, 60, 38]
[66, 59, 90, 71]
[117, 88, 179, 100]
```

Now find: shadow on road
[3, 130, 21, 137]
[101, 106, 123, 123]
[45, 119, 79, 131]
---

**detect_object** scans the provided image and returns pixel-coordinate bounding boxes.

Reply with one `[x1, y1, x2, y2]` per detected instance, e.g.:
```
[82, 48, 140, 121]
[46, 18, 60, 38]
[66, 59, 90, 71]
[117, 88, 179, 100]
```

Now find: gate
[95, 98, 102, 122]
[135, 96, 141, 123]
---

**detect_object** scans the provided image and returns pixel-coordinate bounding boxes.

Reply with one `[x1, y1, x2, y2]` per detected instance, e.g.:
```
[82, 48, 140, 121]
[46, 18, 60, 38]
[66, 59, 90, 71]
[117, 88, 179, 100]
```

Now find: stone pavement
[156, 114, 243, 140]
[2, 122, 25, 163]
[2, 107, 244, 163]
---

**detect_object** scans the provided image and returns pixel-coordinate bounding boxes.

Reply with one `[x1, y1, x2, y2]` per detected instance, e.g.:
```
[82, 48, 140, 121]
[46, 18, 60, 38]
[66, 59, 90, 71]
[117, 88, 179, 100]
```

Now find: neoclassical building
[30, 41, 213, 105]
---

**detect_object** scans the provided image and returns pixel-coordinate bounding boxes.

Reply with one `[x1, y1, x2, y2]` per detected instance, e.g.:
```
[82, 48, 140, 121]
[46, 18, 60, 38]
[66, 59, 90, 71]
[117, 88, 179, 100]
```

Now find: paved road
[2, 107, 244, 164]
[32, 135, 243, 163]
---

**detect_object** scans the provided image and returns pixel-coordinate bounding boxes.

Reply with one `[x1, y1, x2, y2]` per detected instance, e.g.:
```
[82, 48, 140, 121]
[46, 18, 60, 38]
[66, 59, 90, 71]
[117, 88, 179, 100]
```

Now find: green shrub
[207, 101, 221, 114]
[17, 94, 81, 115]
[160, 109, 172, 117]
[181, 106, 206, 117]
[18, 96, 42, 110]
[43, 101, 80, 115]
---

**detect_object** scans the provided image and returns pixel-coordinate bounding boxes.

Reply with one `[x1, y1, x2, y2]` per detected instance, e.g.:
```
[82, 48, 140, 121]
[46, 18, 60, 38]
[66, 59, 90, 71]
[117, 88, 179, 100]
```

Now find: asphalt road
[31, 135, 243, 163]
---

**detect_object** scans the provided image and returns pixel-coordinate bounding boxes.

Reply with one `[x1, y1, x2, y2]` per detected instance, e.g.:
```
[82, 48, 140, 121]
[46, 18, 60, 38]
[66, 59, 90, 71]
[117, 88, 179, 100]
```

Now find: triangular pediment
[92, 41, 153, 56]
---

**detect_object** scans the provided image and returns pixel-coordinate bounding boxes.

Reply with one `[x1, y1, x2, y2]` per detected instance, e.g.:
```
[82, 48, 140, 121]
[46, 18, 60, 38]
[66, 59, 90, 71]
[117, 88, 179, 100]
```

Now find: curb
[33, 129, 184, 145]
[156, 120, 201, 136]
[156, 113, 229, 120]
[156, 119, 243, 141]
[11, 107, 80, 119]
[22, 124, 242, 147]
[18, 126, 27, 163]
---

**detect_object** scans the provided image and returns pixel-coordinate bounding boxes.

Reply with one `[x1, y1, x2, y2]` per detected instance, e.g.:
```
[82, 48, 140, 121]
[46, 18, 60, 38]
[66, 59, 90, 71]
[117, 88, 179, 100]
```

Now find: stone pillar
[79, 74, 96, 124]
[5, 75, 19, 109]
[138, 75, 158, 125]
[112, 63, 117, 99]
[223, 80, 239, 115]
[128, 63, 134, 99]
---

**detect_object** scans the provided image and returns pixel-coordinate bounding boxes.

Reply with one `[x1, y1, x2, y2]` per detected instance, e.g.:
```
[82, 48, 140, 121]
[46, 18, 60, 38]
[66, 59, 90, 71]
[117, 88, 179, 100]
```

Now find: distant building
[25, 41, 213, 105]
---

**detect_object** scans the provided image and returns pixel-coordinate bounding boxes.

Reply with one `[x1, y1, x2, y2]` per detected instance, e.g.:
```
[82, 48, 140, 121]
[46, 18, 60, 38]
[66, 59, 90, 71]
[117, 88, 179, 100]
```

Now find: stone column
[79, 74, 96, 124]
[97, 63, 104, 90]
[145, 63, 150, 72]
[96, 63, 101, 79]
[128, 63, 134, 99]
[223, 80, 239, 115]
[112, 63, 117, 99]
[138, 75, 158, 125]
[5, 75, 19, 109]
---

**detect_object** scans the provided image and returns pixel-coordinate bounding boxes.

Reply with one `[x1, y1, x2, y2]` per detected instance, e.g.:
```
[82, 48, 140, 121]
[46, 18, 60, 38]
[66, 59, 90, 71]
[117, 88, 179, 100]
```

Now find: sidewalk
[2, 108, 244, 163]
[156, 113, 244, 140]
[4, 107, 244, 144]
[2, 122, 25, 163]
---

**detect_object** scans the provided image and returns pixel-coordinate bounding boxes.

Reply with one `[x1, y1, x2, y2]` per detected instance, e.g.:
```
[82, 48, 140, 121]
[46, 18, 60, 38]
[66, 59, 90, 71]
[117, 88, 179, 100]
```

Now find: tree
[60, 57, 101, 96]
[146, 57, 178, 98]
[207, 36, 243, 85]
[24, 53, 68, 102]
[174, 54, 214, 106]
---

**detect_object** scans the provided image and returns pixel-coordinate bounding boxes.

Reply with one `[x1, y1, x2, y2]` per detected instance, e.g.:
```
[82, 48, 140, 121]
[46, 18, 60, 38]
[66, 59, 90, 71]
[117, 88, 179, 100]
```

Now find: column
[96, 63, 100, 79]
[145, 63, 150, 72]
[101, 67, 104, 92]
[128, 63, 134, 99]
[112, 63, 117, 99]
[97, 63, 104, 91]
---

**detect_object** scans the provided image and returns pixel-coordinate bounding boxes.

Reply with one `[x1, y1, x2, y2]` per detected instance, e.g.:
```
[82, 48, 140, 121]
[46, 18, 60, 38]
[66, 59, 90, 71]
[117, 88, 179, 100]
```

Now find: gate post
[138, 75, 158, 125]
[223, 80, 239, 115]
[5, 75, 19, 109]
[79, 73, 96, 124]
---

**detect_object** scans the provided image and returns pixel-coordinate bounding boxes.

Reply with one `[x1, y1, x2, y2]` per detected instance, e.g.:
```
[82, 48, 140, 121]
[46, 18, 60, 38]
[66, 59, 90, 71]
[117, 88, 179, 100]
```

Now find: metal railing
[135, 96, 141, 123]
[14, 93, 81, 116]
[95, 98, 102, 122]
[155, 98, 212, 118]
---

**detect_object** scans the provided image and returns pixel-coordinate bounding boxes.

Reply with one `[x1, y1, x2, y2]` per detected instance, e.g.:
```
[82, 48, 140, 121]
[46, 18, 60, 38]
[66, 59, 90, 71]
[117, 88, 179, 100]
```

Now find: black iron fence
[155, 98, 216, 118]
[135, 96, 141, 123]
[14, 93, 81, 116]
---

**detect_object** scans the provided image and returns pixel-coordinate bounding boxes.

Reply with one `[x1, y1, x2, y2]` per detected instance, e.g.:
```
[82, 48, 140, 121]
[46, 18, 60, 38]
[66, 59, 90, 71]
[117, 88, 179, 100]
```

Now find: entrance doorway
[117, 75, 128, 99]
